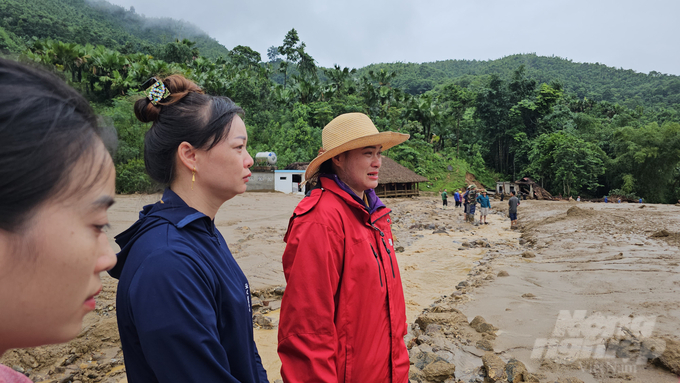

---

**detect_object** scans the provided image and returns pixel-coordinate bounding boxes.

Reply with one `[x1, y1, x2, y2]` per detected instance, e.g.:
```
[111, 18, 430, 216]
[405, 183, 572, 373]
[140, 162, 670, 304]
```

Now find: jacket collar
[151, 188, 211, 228]
[320, 177, 386, 216]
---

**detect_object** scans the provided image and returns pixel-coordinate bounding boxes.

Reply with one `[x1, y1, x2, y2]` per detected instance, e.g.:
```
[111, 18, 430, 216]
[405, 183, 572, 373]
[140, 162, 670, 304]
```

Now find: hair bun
[134, 97, 160, 123]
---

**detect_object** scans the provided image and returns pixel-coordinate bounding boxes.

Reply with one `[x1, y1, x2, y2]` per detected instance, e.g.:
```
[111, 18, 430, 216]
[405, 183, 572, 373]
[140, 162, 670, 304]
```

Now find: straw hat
[304, 113, 409, 180]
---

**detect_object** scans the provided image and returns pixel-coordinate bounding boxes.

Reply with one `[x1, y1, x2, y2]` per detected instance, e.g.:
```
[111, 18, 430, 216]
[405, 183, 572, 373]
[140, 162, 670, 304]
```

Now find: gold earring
[191, 167, 196, 190]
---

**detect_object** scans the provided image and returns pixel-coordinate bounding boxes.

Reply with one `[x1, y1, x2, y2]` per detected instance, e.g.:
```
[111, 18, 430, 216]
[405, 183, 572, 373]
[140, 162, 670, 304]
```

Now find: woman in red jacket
[278, 113, 410, 382]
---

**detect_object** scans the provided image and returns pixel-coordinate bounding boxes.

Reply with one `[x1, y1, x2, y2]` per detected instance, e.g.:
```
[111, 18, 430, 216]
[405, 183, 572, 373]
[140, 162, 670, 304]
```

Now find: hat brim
[305, 131, 409, 180]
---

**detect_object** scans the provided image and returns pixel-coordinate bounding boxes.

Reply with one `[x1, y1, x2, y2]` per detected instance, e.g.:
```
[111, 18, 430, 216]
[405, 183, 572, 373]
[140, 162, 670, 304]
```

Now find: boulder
[657, 337, 680, 375]
[422, 361, 456, 382]
[470, 316, 497, 335]
[505, 358, 528, 382]
[482, 352, 507, 382]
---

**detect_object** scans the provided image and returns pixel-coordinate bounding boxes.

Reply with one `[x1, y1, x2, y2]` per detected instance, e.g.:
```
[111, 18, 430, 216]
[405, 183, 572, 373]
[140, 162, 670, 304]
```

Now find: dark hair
[134, 75, 244, 185]
[0, 57, 112, 232]
[511, 191, 516, 195]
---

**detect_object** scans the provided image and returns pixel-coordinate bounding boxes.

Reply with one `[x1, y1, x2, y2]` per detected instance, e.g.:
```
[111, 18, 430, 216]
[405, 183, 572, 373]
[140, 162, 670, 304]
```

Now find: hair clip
[145, 77, 170, 105]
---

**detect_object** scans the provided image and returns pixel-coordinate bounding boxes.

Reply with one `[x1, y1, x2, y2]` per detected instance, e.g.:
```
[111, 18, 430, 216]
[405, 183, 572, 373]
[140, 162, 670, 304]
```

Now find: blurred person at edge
[108, 75, 268, 382]
[0, 58, 117, 382]
[278, 113, 410, 382]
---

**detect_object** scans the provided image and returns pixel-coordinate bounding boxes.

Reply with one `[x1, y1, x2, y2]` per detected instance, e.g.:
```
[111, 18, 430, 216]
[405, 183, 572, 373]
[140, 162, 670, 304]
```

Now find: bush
[116, 158, 157, 194]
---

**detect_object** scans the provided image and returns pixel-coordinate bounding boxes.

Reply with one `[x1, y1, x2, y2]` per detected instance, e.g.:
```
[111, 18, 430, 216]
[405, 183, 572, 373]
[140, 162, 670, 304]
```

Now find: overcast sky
[106, 0, 679, 76]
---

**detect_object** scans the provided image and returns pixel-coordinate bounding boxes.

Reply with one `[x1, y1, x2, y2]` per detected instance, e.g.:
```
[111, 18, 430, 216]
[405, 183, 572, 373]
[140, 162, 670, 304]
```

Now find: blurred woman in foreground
[0, 57, 117, 382]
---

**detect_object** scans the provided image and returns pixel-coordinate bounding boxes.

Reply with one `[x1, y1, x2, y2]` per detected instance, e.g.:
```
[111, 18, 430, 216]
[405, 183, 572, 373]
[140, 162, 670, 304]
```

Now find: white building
[274, 170, 305, 195]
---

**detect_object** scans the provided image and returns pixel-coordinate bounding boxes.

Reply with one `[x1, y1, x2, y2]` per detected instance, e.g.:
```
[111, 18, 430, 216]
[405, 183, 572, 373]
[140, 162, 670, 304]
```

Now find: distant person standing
[454, 189, 461, 208]
[604, 196, 608, 203]
[639, 198, 643, 204]
[462, 188, 469, 217]
[577, 196, 581, 202]
[466, 185, 478, 224]
[476, 190, 491, 225]
[441, 189, 448, 209]
[508, 191, 520, 229]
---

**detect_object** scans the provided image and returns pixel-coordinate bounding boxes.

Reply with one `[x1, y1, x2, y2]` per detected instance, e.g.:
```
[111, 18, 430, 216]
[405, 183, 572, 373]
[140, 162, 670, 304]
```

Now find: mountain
[0, 0, 229, 59]
[360, 54, 680, 108]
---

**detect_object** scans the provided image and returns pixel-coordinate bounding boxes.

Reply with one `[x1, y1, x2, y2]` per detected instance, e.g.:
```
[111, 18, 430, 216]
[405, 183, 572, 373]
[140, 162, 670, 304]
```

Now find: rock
[409, 345, 424, 364]
[252, 313, 274, 329]
[395, 246, 405, 253]
[521, 293, 536, 298]
[657, 337, 680, 375]
[422, 361, 456, 382]
[461, 241, 471, 247]
[556, 378, 584, 383]
[470, 316, 497, 335]
[425, 323, 443, 335]
[482, 352, 507, 382]
[455, 281, 469, 290]
[413, 351, 444, 370]
[476, 339, 494, 351]
[505, 358, 528, 382]
[427, 224, 436, 230]
[433, 229, 447, 234]
[416, 333, 433, 345]
[273, 286, 285, 296]
[251, 297, 263, 309]
[408, 366, 425, 382]
[521, 251, 536, 258]
[497, 270, 509, 277]
[650, 229, 671, 238]
[415, 311, 469, 331]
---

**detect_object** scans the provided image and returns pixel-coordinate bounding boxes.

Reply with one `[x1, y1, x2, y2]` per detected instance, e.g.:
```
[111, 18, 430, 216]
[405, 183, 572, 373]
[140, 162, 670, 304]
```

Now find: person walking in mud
[454, 189, 461, 208]
[466, 185, 478, 224]
[278, 113, 410, 383]
[109, 75, 268, 382]
[0, 58, 117, 382]
[441, 188, 448, 209]
[508, 191, 520, 229]
[477, 189, 491, 225]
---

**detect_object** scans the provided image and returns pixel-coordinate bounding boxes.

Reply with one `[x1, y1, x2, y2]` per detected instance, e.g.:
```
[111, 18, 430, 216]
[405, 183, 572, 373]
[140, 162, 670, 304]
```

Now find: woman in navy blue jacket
[108, 76, 267, 383]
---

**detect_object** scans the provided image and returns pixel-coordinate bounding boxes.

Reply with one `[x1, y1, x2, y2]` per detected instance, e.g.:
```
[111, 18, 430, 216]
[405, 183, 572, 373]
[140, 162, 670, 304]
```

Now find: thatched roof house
[282, 158, 428, 198]
[375, 157, 428, 198]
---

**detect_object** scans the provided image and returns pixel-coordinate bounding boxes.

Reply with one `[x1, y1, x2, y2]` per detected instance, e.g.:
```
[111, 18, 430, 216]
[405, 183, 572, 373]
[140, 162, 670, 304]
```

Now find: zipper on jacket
[370, 244, 383, 287]
[369, 221, 396, 280]
[381, 237, 396, 278]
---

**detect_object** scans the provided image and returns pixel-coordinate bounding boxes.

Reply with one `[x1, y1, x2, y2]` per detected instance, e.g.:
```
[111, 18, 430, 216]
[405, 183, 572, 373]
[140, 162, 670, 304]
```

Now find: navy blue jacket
[109, 189, 268, 383]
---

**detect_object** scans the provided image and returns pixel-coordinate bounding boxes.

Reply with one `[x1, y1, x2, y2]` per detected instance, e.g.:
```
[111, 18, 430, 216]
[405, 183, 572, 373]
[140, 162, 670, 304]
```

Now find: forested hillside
[361, 55, 680, 108]
[0, 0, 228, 59]
[2, 0, 680, 204]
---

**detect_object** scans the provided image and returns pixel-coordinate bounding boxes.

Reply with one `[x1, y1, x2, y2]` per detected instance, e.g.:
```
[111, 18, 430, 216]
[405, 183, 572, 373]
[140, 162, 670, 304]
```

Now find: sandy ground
[2, 193, 679, 382]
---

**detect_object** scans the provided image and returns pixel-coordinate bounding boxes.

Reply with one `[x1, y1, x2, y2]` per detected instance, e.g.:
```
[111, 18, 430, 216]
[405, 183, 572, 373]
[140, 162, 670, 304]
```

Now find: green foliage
[0, 0, 228, 59]
[115, 158, 155, 194]
[7, 5, 680, 201]
[610, 122, 680, 203]
[526, 132, 606, 196]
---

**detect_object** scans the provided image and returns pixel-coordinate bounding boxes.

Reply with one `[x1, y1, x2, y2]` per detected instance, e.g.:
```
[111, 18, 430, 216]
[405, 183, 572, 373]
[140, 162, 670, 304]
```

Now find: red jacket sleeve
[277, 220, 344, 383]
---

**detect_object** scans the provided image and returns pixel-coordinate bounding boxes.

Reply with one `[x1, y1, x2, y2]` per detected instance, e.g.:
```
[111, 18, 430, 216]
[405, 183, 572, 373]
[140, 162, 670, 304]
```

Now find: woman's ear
[176, 141, 198, 171]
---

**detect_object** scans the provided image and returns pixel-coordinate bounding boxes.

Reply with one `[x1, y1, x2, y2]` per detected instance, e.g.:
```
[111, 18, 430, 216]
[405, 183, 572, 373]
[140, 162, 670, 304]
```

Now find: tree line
[4, 22, 680, 203]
